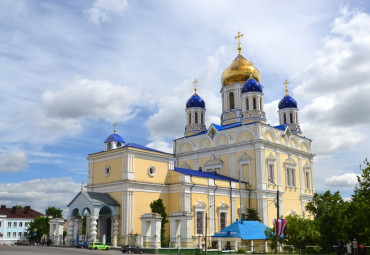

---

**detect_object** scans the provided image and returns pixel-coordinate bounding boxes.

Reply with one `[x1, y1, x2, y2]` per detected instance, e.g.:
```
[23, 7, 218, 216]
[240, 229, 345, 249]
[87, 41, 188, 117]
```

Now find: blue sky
[1, 0, 370, 216]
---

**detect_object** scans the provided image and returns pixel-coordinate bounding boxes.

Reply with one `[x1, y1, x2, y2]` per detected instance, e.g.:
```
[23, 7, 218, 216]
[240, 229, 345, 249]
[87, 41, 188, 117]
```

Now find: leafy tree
[45, 206, 63, 218]
[15, 205, 23, 209]
[347, 159, 370, 244]
[283, 214, 320, 252]
[150, 198, 168, 247]
[27, 216, 50, 242]
[246, 208, 260, 221]
[306, 191, 349, 251]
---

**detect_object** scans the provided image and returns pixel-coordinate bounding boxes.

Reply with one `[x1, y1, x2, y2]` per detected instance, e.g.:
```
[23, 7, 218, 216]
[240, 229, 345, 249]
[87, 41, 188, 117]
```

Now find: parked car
[14, 240, 29, 246]
[121, 245, 143, 253]
[76, 241, 89, 248]
[88, 242, 110, 250]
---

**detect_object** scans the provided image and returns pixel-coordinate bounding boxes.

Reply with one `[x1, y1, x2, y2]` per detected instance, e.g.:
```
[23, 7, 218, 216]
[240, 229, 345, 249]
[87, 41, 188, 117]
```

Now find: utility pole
[269, 178, 280, 253]
[205, 212, 208, 255]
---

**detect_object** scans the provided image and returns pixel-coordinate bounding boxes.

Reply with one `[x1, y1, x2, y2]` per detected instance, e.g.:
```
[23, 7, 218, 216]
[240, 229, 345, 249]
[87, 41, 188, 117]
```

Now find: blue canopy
[212, 220, 269, 240]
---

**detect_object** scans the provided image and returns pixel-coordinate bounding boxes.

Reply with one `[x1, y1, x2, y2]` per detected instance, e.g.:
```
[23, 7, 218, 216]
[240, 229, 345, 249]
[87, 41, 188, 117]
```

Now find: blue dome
[278, 95, 298, 109]
[104, 133, 125, 143]
[241, 78, 263, 93]
[186, 93, 205, 108]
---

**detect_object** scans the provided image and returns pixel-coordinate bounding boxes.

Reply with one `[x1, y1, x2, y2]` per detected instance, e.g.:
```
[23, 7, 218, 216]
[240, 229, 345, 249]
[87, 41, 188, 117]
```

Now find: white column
[67, 217, 74, 246]
[113, 216, 119, 247]
[230, 152, 236, 178]
[89, 216, 98, 243]
[251, 240, 254, 252]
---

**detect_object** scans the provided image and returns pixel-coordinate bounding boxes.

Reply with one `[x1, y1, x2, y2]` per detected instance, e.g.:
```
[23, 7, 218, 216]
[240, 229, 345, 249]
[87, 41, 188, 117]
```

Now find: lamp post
[268, 178, 280, 253]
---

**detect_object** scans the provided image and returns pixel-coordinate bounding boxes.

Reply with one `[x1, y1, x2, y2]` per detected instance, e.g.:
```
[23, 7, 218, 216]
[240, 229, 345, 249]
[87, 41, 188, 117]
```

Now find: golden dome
[221, 54, 261, 86]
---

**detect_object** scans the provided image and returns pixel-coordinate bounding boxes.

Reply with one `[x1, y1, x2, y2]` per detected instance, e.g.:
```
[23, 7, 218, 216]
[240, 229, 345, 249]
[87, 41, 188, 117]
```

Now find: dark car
[14, 240, 29, 246]
[121, 245, 143, 253]
[76, 241, 89, 248]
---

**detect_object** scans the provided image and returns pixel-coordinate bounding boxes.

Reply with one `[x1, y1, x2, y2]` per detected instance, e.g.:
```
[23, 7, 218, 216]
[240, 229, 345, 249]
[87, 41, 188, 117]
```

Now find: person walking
[352, 239, 358, 255]
[337, 240, 344, 255]
[346, 240, 352, 255]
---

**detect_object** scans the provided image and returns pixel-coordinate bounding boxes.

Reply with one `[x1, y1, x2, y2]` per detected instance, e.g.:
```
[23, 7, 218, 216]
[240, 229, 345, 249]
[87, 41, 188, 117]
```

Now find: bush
[237, 248, 246, 253]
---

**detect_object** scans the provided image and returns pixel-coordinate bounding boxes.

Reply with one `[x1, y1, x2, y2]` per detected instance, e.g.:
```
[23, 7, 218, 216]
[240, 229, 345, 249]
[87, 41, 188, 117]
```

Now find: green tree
[246, 208, 260, 221]
[150, 198, 168, 247]
[306, 191, 349, 251]
[45, 206, 63, 218]
[27, 216, 50, 242]
[347, 159, 370, 244]
[283, 215, 321, 251]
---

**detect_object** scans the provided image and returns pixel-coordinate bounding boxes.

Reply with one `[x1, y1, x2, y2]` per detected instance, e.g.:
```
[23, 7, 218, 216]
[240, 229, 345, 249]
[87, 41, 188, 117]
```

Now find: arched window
[189, 113, 191, 124]
[196, 211, 203, 235]
[246, 98, 249, 110]
[283, 113, 287, 124]
[201, 113, 204, 124]
[220, 212, 226, 230]
[253, 97, 256, 110]
[229, 92, 235, 110]
[195, 112, 198, 124]
[290, 112, 293, 124]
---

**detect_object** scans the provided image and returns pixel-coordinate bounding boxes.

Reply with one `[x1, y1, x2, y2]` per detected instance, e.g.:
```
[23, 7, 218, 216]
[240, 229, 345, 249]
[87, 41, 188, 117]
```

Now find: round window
[147, 166, 156, 177]
[104, 166, 111, 176]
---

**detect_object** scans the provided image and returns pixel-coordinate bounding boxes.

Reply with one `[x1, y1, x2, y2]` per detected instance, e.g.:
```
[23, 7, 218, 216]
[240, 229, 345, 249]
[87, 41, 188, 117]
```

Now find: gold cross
[284, 80, 289, 95]
[193, 78, 198, 93]
[235, 31, 244, 54]
[113, 122, 117, 133]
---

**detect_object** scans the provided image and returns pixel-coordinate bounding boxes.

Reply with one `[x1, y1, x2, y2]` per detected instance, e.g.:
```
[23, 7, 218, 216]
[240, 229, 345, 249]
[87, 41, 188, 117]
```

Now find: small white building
[0, 205, 43, 245]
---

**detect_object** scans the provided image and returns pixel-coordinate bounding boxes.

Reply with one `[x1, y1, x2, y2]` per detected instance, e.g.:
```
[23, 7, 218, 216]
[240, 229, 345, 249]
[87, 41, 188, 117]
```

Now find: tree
[347, 159, 370, 244]
[306, 191, 349, 251]
[27, 216, 49, 243]
[150, 198, 168, 247]
[246, 208, 260, 221]
[283, 215, 321, 252]
[45, 206, 63, 218]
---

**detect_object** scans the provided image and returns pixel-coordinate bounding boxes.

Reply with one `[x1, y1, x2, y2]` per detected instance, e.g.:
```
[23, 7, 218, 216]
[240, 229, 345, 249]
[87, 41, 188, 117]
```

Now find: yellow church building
[67, 34, 315, 250]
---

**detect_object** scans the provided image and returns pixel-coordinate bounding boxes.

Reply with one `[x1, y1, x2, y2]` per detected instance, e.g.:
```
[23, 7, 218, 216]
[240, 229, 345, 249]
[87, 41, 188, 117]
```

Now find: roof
[186, 93, 205, 108]
[89, 142, 174, 156]
[212, 220, 269, 240]
[67, 191, 120, 207]
[274, 124, 287, 131]
[0, 206, 44, 219]
[241, 78, 263, 93]
[173, 167, 247, 183]
[278, 94, 298, 109]
[104, 133, 125, 143]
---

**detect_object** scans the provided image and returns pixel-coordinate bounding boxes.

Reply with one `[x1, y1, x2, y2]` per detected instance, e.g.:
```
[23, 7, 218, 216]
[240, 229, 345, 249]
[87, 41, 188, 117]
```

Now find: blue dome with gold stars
[241, 78, 263, 93]
[186, 93, 205, 108]
[278, 95, 297, 109]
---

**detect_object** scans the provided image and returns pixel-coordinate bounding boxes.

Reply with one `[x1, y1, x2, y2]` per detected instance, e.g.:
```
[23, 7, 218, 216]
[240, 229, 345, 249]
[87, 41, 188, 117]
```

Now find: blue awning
[212, 220, 269, 240]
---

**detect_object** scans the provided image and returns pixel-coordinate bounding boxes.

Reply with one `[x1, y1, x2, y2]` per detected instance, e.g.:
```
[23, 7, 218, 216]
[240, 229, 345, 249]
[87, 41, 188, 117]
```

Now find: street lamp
[268, 178, 280, 253]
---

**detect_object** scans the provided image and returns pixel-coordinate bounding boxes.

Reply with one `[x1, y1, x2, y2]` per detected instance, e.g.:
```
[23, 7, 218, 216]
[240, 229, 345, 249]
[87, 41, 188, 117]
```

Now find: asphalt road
[0, 246, 135, 255]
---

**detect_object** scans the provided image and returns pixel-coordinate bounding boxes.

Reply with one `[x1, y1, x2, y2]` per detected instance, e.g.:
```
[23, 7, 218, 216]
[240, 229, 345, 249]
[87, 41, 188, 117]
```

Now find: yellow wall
[92, 157, 122, 185]
[134, 157, 168, 184]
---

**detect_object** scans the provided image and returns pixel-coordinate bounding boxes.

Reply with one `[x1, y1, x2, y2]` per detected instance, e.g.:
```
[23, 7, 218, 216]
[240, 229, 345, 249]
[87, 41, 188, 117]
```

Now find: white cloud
[0, 178, 81, 218]
[84, 0, 128, 27]
[294, 8, 370, 156]
[145, 141, 172, 154]
[41, 78, 146, 123]
[324, 173, 359, 187]
[0, 151, 27, 173]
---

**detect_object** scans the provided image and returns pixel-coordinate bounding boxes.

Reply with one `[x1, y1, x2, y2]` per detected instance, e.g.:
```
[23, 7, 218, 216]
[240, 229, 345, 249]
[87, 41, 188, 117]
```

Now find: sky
[1, 0, 370, 217]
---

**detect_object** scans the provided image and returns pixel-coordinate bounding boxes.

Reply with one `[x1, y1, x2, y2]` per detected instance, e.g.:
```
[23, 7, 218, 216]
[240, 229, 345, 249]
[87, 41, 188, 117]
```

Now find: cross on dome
[193, 78, 198, 93]
[113, 123, 117, 133]
[234, 31, 244, 54]
[284, 80, 289, 95]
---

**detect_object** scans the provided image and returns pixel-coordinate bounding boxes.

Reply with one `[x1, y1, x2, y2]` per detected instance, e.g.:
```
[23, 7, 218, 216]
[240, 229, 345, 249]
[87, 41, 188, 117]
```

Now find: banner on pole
[273, 219, 287, 236]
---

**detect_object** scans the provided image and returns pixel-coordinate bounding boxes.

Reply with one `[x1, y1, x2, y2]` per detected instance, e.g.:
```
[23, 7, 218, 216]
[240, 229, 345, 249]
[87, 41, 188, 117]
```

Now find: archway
[99, 206, 113, 244]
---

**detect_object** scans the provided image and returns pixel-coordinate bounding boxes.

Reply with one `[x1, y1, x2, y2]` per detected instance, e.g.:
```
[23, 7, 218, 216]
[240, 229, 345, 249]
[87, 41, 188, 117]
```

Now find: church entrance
[99, 206, 113, 244]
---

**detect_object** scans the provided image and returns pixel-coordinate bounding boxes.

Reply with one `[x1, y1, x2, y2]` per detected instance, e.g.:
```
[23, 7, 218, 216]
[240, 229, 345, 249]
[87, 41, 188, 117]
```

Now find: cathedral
[67, 33, 315, 250]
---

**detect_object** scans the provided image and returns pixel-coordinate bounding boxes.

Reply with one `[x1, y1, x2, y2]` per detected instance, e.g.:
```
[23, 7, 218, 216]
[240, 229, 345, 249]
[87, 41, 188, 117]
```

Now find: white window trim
[266, 153, 276, 185]
[103, 166, 111, 176]
[239, 153, 251, 184]
[285, 157, 297, 188]
[217, 202, 229, 231]
[147, 166, 156, 177]
[194, 200, 207, 236]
